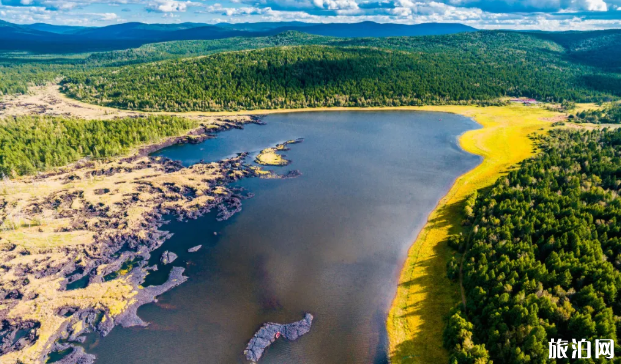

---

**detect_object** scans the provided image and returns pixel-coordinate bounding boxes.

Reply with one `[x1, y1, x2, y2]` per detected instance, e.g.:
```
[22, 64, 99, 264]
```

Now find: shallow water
[86, 111, 480, 364]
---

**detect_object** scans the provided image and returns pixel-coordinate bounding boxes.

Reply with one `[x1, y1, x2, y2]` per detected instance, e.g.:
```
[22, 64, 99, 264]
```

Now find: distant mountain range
[216, 21, 476, 37]
[0, 20, 477, 53]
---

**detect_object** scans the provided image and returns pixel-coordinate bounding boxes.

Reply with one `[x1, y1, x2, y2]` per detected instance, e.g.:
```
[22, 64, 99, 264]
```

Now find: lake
[85, 111, 480, 363]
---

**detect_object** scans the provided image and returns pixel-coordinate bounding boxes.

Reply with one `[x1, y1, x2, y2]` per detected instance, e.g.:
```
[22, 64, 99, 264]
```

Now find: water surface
[86, 111, 480, 363]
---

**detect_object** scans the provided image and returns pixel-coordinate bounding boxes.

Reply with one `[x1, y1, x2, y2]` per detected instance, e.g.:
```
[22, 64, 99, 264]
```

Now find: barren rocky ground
[0, 112, 290, 363]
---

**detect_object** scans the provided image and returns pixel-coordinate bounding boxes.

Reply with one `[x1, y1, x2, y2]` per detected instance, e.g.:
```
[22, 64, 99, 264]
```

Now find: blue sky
[1, 0, 621, 30]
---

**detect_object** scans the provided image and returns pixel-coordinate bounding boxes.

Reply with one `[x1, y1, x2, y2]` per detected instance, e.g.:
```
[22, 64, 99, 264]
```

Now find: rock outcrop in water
[160, 251, 178, 265]
[188, 245, 202, 252]
[244, 313, 313, 363]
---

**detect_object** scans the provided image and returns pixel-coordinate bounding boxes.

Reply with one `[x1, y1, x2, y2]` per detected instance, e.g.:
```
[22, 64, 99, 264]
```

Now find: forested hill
[0, 32, 331, 96]
[532, 30, 621, 71]
[83, 31, 334, 66]
[444, 128, 621, 363]
[61, 31, 621, 112]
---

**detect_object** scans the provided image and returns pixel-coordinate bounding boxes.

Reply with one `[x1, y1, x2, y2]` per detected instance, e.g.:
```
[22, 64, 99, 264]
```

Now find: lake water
[85, 111, 480, 364]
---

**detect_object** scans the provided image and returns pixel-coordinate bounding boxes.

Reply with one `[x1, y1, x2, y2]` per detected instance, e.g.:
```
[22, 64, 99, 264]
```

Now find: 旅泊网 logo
[549, 339, 614, 359]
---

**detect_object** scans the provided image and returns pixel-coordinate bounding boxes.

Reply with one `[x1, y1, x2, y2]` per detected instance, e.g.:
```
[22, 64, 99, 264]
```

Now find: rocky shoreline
[0, 115, 301, 364]
[50, 267, 188, 364]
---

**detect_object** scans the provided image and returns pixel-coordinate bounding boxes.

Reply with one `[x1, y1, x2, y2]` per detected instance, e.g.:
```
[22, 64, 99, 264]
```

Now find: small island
[244, 313, 313, 363]
[254, 139, 304, 166]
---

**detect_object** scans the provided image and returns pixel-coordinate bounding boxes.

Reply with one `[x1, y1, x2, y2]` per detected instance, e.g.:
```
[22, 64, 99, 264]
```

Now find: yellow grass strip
[387, 104, 557, 364]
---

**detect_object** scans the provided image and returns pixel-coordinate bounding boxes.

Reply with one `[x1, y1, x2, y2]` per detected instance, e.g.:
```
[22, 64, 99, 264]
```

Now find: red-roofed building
[510, 98, 538, 105]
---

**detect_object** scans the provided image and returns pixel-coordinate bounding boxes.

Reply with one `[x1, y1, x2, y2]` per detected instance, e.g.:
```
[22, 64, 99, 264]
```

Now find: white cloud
[0, 0, 137, 11]
[399, 0, 613, 13]
[99, 11, 116, 19]
[201, 4, 272, 16]
[0, 3, 127, 23]
[372, 1, 483, 22]
[580, 0, 608, 11]
[312, 0, 358, 10]
[201, 2, 621, 30]
[1, 0, 621, 30]
[146, 0, 200, 13]
[556, 0, 608, 11]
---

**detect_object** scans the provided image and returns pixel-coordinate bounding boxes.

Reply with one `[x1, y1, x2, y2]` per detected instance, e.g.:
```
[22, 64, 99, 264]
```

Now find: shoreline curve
[386, 104, 556, 364]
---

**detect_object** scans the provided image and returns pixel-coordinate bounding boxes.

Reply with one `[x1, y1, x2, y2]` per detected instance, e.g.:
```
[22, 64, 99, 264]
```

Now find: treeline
[0, 115, 197, 176]
[571, 103, 621, 124]
[61, 38, 620, 112]
[84, 31, 332, 66]
[444, 129, 621, 363]
[0, 32, 331, 97]
[5, 30, 621, 104]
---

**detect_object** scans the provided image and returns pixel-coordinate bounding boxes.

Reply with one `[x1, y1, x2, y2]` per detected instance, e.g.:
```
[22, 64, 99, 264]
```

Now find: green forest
[444, 128, 621, 363]
[572, 103, 621, 124]
[0, 31, 333, 97]
[59, 31, 621, 112]
[0, 53, 90, 96]
[4, 30, 621, 107]
[0, 115, 197, 176]
[83, 31, 333, 66]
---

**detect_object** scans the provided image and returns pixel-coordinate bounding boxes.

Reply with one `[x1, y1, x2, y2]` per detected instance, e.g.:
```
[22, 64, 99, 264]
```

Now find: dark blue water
[86, 111, 480, 364]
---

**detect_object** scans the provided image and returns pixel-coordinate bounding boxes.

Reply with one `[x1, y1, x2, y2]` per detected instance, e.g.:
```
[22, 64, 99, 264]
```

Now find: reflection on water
[87, 111, 480, 364]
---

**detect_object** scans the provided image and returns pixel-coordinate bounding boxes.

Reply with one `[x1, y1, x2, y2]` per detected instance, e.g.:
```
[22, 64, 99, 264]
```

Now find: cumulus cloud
[578, 0, 608, 11]
[0, 0, 76, 10]
[97, 11, 117, 19]
[201, 3, 265, 16]
[358, 1, 396, 9]
[1, 0, 621, 29]
[146, 0, 201, 12]
[0, 3, 126, 23]
[0, 0, 140, 11]
[312, 0, 358, 10]
[233, 0, 316, 11]
[426, 0, 610, 13]
[202, 0, 621, 29]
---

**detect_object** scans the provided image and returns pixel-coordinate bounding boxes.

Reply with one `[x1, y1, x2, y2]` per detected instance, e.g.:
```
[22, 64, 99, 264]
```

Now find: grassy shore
[386, 104, 557, 364]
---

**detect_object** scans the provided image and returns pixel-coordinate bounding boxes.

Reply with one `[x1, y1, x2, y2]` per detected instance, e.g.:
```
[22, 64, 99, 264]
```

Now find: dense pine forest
[63, 45, 518, 111]
[83, 31, 333, 66]
[3, 30, 621, 107]
[0, 115, 197, 176]
[0, 53, 89, 96]
[533, 30, 621, 72]
[59, 31, 621, 111]
[0, 60, 76, 96]
[444, 128, 621, 363]
[0, 32, 328, 96]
